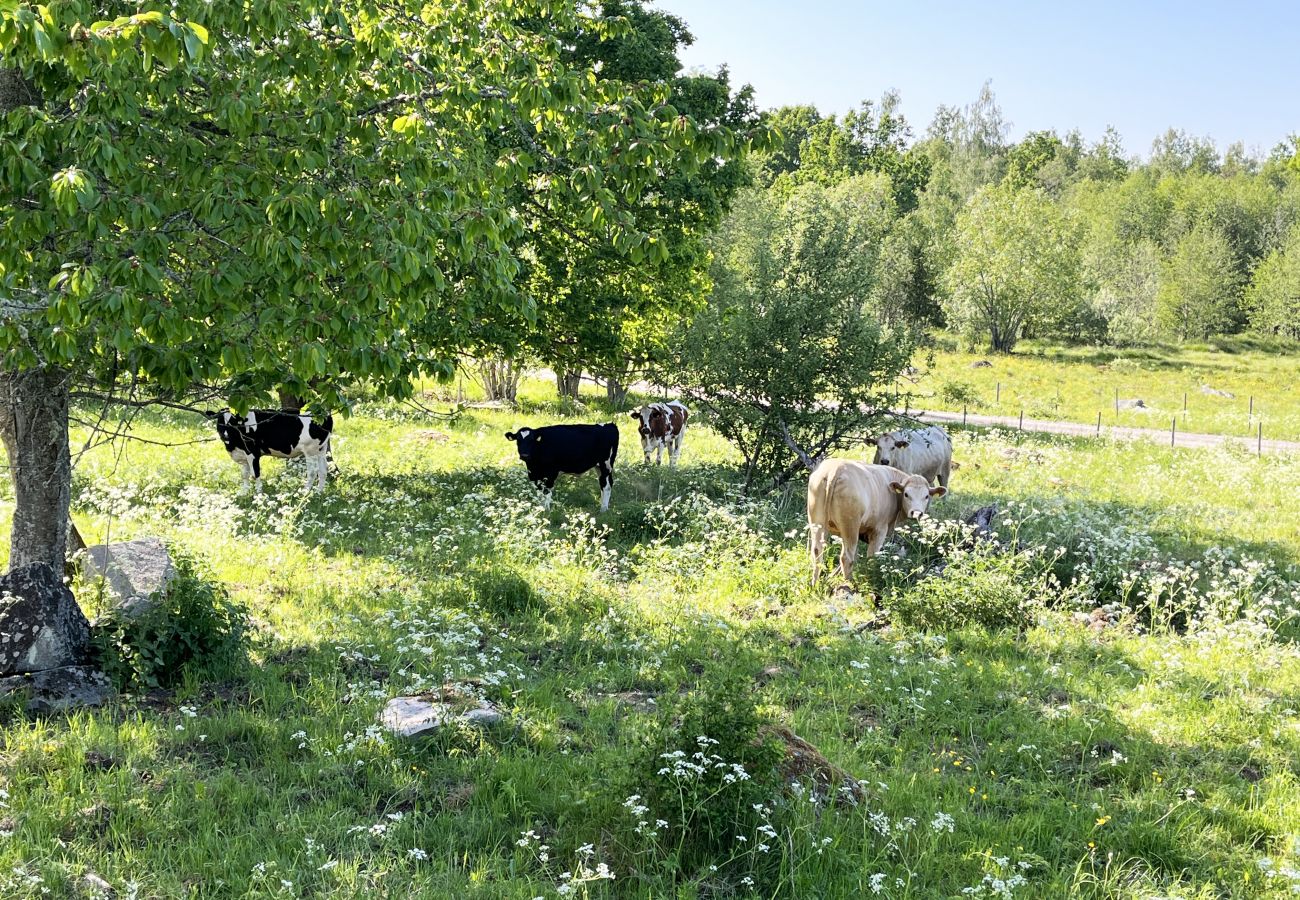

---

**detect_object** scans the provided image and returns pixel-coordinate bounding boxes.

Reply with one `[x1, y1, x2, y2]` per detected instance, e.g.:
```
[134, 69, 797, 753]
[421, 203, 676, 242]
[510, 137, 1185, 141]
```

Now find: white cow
[867, 425, 952, 490]
[807, 459, 945, 587]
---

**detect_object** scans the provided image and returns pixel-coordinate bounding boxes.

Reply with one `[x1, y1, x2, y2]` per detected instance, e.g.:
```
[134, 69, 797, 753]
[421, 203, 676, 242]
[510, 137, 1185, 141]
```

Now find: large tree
[942, 184, 1083, 352]
[508, 0, 762, 398]
[669, 177, 911, 487]
[1245, 225, 1300, 339]
[1156, 224, 1244, 339]
[0, 1, 726, 569]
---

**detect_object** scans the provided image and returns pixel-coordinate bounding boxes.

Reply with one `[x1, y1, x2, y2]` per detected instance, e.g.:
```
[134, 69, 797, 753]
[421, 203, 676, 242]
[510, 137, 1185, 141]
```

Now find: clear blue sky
[654, 0, 1300, 159]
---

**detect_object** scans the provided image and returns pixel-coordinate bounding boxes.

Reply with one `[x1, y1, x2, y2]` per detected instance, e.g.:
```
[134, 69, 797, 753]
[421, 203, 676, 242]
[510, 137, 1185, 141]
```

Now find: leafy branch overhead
[0, 0, 754, 410]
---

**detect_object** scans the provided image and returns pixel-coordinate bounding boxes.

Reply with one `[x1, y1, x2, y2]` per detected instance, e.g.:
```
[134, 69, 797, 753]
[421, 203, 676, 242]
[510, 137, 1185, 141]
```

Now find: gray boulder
[1117, 398, 1147, 410]
[0, 665, 113, 714]
[83, 538, 175, 619]
[0, 564, 91, 675]
[1200, 385, 1235, 399]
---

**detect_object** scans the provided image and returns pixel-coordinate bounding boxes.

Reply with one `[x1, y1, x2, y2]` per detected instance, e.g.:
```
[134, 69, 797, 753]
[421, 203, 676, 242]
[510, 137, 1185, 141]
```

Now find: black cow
[504, 423, 619, 511]
[205, 409, 334, 492]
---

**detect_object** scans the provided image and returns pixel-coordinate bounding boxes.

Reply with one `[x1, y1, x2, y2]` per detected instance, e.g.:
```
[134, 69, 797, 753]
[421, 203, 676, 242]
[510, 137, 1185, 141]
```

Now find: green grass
[1, 378, 1300, 898]
[911, 338, 1300, 443]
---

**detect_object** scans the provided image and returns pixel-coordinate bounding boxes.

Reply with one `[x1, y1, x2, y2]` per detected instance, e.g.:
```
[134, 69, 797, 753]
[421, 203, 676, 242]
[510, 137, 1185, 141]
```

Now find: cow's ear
[894, 440, 910, 448]
[890, 481, 904, 494]
[505, 431, 517, 441]
[202, 410, 220, 420]
[865, 437, 877, 446]
[929, 486, 947, 497]
[629, 411, 640, 419]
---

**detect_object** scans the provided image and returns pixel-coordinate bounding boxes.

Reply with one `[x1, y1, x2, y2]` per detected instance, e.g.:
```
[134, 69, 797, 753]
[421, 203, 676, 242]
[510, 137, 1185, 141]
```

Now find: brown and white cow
[867, 424, 952, 490]
[629, 401, 689, 466]
[806, 459, 946, 587]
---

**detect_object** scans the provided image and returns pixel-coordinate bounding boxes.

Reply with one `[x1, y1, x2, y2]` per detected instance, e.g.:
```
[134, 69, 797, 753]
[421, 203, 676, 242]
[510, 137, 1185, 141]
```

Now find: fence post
[1114, 386, 1119, 415]
[1171, 417, 1176, 448]
[1249, 395, 1254, 419]
[963, 404, 967, 426]
[1096, 411, 1101, 436]
[1258, 421, 1263, 456]
[1019, 409, 1024, 431]
[1183, 391, 1187, 414]
[996, 382, 1001, 404]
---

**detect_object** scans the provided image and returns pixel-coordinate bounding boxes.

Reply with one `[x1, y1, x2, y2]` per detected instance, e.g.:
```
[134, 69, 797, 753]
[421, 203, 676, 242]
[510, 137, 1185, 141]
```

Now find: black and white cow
[206, 409, 334, 492]
[504, 423, 619, 511]
[629, 400, 689, 466]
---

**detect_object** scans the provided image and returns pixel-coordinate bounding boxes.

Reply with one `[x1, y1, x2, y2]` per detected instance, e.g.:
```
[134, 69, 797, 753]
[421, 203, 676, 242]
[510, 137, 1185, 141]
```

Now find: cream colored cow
[806, 459, 946, 587]
[867, 424, 952, 489]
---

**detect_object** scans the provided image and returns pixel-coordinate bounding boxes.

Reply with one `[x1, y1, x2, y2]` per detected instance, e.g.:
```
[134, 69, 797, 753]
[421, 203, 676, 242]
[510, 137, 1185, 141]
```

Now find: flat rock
[1116, 398, 1147, 410]
[379, 695, 504, 739]
[83, 539, 174, 618]
[1200, 385, 1235, 399]
[969, 360, 993, 369]
[0, 563, 92, 675]
[0, 665, 113, 714]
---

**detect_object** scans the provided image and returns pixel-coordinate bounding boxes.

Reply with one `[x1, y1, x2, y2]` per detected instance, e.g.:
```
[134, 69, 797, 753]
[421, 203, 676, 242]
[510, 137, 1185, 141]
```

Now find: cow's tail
[607, 421, 620, 464]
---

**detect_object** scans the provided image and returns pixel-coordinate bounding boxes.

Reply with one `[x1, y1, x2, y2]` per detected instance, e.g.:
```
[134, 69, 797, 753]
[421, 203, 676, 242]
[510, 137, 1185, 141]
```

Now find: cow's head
[890, 475, 945, 520]
[505, 427, 540, 461]
[868, 432, 909, 467]
[632, 404, 668, 451]
[206, 410, 249, 454]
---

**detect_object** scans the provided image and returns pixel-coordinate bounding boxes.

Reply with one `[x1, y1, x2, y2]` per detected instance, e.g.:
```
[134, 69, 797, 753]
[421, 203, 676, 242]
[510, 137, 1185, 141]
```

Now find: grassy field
[911, 338, 1300, 444]
[2, 379, 1300, 898]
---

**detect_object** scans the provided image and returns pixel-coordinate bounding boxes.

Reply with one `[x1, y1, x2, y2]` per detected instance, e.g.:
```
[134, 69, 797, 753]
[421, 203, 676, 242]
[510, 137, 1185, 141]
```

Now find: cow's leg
[938, 461, 951, 490]
[655, 442, 664, 465]
[669, 434, 682, 467]
[838, 531, 860, 584]
[252, 455, 263, 494]
[318, 453, 329, 491]
[238, 459, 253, 493]
[532, 474, 557, 511]
[597, 460, 614, 511]
[808, 523, 828, 587]
[864, 527, 889, 558]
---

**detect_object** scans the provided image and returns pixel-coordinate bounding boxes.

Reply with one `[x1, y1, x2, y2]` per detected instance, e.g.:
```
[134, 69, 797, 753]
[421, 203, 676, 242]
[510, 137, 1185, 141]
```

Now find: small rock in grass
[379, 695, 504, 739]
[970, 360, 993, 369]
[1116, 398, 1147, 410]
[0, 666, 113, 714]
[78, 872, 114, 897]
[1200, 385, 1234, 399]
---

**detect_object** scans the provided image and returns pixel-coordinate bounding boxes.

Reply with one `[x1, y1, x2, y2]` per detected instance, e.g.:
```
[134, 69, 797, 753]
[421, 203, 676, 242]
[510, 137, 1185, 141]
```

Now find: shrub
[884, 544, 1049, 632]
[937, 379, 981, 408]
[92, 552, 251, 691]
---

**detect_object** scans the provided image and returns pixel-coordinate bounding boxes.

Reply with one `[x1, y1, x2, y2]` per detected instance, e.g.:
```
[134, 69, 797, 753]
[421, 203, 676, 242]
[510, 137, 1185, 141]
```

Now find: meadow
[912, 338, 1300, 444]
[1, 378, 1300, 898]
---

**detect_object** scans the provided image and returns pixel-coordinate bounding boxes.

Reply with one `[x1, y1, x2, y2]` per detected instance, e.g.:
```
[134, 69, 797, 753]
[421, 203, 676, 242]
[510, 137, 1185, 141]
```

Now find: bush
[884, 544, 1049, 632]
[937, 379, 980, 408]
[92, 552, 251, 691]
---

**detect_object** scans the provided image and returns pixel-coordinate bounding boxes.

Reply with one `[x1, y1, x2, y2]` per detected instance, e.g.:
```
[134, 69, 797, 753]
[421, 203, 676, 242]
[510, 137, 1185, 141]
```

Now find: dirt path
[914, 408, 1300, 455]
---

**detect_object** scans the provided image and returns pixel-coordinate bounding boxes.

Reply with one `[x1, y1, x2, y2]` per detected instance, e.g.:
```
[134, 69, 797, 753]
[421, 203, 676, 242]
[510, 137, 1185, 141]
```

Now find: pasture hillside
[912, 340, 1300, 444]
[1, 383, 1299, 898]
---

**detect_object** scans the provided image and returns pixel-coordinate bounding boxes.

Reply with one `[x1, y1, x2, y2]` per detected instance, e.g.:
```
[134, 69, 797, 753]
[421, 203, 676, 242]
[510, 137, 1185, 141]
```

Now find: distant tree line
[744, 83, 1300, 351]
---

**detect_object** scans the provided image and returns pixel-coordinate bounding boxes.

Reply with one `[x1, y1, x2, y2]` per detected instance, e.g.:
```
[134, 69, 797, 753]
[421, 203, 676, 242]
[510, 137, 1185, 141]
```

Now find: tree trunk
[478, 358, 519, 404]
[0, 368, 73, 571]
[605, 377, 628, 408]
[277, 389, 303, 412]
[556, 370, 581, 400]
